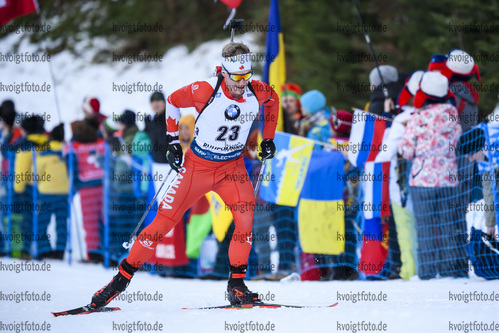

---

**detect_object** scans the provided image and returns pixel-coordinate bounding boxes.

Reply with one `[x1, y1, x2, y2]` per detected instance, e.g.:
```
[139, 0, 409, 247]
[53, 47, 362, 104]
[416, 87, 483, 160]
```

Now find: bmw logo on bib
[224, 105, 241, 121]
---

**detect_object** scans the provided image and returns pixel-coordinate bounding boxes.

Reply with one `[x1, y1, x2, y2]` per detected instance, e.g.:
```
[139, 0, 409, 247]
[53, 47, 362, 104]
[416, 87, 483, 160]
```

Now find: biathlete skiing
[90, 42, 279, 308]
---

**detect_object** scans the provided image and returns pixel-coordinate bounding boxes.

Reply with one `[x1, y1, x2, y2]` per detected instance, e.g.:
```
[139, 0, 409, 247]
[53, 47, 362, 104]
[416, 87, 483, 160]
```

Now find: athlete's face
[222, 69, 252, 99]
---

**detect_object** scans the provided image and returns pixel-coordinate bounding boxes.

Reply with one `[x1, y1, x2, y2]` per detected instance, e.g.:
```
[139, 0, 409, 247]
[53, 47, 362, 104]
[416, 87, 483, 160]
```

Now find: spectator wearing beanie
[82, 96, 107, 135]
[0, 100, 23, 257]
[14, 115, 47, 259]
[49, 123, 65, 143]
[0, 100, 22, 175]
[376, 73, 428, 280]
[145, 91, 168, 164]
[368, 65, 404, 116]
[372, 70, 428, 280]
[14, 115, 69, 260]
[112, 109, 139, 155]
[264, 88, 317, 280]
[442, 49, 482, 241]
[70, 96, 107, 143]
[428, 54, 448, 72]
[441, 49, 481, 133]
[107, 110, 140, 265]
[327, 109, 354, 155]
[397, 70, 424, 108]
[299, 90, 331, 142]
[398, 71, 468, 279]
[300, 96, 343, 280]
[138, 92, 169, 244]
[281, 83, 302, 135]
[329, 109, 352, 147]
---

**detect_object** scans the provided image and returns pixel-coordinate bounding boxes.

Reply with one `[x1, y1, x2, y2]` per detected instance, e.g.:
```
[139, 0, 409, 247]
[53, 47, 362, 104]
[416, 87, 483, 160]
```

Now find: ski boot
[90, 259, 138, 308]
[226, 265, 261, 305]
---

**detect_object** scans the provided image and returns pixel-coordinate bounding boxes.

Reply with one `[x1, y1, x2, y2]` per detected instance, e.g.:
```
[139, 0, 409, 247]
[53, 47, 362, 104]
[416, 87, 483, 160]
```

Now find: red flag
[219, 0, 243, 29]
[0, 0, 38, 26]
[358, 219, 389, 275]
[220, 0, 243, 9]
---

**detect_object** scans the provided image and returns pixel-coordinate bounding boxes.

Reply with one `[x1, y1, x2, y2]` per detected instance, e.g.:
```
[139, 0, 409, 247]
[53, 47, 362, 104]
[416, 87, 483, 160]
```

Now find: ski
[52, 305, 121, 317]
[182, 302, 338, 310]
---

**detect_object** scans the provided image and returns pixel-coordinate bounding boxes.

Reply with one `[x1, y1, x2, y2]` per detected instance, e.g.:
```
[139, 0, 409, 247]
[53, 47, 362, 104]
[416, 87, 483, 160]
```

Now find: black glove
[166, 135, 183, 172]
[259, 139, 276, 159]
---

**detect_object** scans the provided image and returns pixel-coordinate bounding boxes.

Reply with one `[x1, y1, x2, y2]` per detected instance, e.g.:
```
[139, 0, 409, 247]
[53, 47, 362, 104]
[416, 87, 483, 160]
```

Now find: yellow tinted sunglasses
[225, 69, 253, 82]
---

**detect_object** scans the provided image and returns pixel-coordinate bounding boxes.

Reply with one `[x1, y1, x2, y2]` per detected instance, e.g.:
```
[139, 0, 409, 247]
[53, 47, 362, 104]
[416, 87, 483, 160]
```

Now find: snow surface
[1, 257, 499, 333]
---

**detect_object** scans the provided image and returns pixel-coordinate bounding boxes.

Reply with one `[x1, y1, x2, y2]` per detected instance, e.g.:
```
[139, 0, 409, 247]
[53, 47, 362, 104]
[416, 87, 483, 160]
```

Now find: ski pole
[352, 0, 389, 99]
[122, 167, 177, 249]
[254, 157, 268, 198]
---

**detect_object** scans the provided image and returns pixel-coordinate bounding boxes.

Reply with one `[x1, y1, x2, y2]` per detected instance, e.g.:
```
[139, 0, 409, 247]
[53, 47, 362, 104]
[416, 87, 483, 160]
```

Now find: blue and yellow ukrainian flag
[261, 0, 285, 133]
[259, 132, 314, 206]
[298, 150, 346, 255]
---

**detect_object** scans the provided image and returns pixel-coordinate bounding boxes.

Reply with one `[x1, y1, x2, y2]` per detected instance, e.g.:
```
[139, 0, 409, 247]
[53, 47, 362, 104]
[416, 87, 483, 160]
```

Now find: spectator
[178, 115, 195, 152]
[482, 99, 499, 236]
[457, 111, 499, 238]
[115, 109, 139, 154]
[130, 131, 152, 200]
[80, 96, 107, 138]
[14, 115, 69, 260]
[13, 115, 46, 259]
[442, 49, 482, 255]
[373, 70, 426, 280]
[427, 54, 448, 72]
[141, 91, 170, 240]
[108, 110, 140, 265]
[329, 109, 352, 152]
[145, 91, 168, 164]
[398, 71, 468, 279]
[281, 83, 303, 135]
[441, 49, 480, 132]
[0, 100, 22, 174]
[368, 65, 404, 116]
[375, 71, 427, 280]
[50, 123, 65, 143]
[300, 90, 331, 142]
[68, 119, 106, 263]
[303, 106, 354, 281]
[397, 71, 424, 108]
[0, 101, 23, 257]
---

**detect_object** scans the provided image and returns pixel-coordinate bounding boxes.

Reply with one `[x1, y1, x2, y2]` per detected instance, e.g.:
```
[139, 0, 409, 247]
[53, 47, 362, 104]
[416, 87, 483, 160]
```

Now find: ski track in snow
[1, 258, 499, 333]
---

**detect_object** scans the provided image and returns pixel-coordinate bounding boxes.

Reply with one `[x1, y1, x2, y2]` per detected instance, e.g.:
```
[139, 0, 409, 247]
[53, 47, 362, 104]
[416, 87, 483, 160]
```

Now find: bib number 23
[216, 125, 240, 141]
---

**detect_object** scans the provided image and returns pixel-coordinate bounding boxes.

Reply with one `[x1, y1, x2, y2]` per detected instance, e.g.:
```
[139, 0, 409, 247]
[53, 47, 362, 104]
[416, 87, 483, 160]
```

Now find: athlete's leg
[213, 156, 255, 268]
[91, 150, 214, 307]
[213, 157, 259, 305]
[126, 151, 215, 268]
